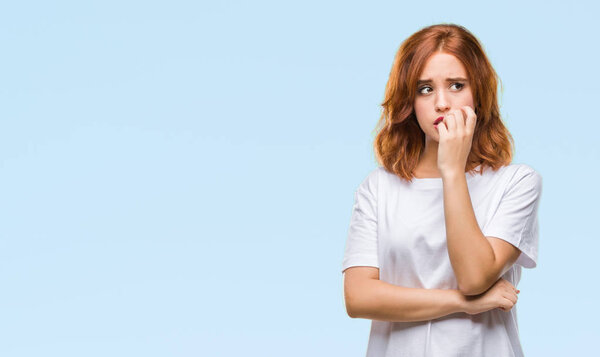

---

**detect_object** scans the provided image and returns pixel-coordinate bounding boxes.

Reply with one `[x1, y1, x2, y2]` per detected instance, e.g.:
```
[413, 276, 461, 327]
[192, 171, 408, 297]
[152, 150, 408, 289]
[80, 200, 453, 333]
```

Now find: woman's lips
[433, 116, 444, 125]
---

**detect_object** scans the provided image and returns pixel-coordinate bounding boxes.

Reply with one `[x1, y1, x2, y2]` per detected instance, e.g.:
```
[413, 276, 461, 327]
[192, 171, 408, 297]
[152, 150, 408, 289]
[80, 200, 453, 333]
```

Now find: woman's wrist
[452, 289, 468, 313]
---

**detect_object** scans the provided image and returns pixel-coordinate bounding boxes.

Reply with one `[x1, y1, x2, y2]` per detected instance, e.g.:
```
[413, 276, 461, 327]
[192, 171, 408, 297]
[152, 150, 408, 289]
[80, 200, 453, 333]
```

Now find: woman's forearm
[442, 172, 495, 294]
[350, 279, 466, 322]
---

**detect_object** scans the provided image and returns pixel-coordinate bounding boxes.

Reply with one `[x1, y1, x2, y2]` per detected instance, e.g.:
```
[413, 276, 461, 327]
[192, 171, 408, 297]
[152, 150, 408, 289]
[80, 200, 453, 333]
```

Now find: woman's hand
[436, 105, 477, 178]
[461, 278, 520, 315]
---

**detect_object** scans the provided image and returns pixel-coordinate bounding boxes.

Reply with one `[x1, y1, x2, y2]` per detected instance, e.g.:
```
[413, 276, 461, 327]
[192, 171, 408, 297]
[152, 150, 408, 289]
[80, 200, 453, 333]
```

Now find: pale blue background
[0, 0, 597, 356]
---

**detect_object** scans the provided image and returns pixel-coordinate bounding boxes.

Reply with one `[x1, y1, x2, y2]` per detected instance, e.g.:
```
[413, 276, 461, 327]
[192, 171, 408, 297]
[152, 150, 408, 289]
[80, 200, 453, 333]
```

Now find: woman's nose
[435, 93, 450, 112]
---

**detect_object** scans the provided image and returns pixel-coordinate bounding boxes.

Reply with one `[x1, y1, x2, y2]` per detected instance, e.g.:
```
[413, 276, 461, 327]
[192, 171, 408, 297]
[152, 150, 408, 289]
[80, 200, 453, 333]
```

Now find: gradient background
[1, 0, 597, 356]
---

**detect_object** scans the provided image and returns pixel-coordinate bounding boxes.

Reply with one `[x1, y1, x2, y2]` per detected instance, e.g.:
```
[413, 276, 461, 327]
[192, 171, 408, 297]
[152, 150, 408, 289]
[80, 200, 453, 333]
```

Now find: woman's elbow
[458, 279, 490, 296]
[344, 295, 365, 318]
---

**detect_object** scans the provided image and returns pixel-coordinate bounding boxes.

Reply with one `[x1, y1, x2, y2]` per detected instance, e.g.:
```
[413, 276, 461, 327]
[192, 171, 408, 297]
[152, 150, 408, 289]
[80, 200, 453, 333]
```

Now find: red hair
[374, 23, 514, 182]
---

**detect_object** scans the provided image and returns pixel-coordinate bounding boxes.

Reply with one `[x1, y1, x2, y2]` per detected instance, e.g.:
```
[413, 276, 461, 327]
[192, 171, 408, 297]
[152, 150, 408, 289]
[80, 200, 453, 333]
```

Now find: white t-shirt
[341, 163, 543, 357]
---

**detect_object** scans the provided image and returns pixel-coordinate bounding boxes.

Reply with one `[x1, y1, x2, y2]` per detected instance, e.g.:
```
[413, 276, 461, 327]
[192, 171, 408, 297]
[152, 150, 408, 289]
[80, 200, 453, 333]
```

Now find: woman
[341, 23, 542, 357]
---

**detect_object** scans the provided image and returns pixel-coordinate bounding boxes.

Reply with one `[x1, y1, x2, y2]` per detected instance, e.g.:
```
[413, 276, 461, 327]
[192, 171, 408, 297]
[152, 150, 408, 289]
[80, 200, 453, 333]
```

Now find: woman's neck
[414, 140, 441, 178]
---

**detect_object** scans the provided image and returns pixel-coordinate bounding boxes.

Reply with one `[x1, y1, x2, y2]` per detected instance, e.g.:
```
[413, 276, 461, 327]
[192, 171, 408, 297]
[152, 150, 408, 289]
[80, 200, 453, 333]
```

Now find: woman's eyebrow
[417, 77, 469, 85]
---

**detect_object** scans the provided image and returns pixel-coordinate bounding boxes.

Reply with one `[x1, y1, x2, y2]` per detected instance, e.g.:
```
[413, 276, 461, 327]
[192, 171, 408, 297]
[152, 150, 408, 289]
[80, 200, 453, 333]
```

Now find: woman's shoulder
[373, 165, 398, 182]
[483, 163, 540, 178]
[489, 163, 542, 191]
[353, 166, 384, 194]
[500, 163, 542, 180]
[360, 165, 389, 181]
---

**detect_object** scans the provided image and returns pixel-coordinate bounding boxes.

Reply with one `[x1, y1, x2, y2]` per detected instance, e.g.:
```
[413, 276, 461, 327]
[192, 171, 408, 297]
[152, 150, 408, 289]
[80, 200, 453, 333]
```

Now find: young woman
[341, 23, 542, 356]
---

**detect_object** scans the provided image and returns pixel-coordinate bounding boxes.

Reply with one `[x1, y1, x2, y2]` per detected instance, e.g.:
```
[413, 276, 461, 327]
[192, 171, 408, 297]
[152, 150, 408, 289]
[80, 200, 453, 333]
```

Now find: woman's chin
[425, 135, 440, 144]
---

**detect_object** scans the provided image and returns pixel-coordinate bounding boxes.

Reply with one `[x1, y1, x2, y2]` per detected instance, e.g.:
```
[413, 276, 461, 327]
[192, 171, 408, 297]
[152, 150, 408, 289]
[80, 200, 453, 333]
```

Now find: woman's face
[413, 52, 475, 143]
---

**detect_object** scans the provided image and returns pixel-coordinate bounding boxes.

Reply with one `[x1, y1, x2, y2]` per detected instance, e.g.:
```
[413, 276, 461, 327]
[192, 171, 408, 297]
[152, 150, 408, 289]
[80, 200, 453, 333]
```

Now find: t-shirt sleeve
[341, 169, 380, 273]
[482, 166, 543, 269]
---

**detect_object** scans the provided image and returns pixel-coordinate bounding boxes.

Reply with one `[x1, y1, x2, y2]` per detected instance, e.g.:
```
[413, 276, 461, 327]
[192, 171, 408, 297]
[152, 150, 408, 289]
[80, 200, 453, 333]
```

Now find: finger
[445, 112, 457, 133]
[505, 283, 516, 293]
[454, 109, 466, 136]
[456, 108, 466, 125]
[462, 106, 477, 133]
[445, 111, 457, 136]
[436, 120, 448, 137]
[458, 107, 467, 125]
[505, 296, 515, 307]
[502, 279, 515, 290]
[463, 105, 476, 123]
[504, 285, 517, 295]
[501, 297, 514, 311]
[504, 293, 517, 304]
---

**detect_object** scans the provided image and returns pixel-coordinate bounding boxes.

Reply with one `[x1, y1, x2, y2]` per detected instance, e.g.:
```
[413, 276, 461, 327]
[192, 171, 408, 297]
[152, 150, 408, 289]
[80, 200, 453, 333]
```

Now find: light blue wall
[0, 0, 596, 356]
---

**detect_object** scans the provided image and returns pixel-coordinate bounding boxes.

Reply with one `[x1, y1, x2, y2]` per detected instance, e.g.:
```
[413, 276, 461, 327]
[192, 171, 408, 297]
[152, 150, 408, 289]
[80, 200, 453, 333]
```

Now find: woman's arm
[442, 173, 521, 295]
[343, 266, 465, 322]
[442, 172, 500, 294]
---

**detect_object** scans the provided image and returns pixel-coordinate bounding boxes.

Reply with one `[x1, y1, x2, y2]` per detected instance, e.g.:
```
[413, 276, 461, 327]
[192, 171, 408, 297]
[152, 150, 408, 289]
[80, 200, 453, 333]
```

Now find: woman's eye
[418, 83, 464, 95]
[418, 86, 432, 94]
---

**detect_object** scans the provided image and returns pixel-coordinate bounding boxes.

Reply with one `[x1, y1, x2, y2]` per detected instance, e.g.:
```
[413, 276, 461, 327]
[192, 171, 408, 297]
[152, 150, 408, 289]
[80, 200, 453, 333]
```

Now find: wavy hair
[374, 23, 514, 182]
